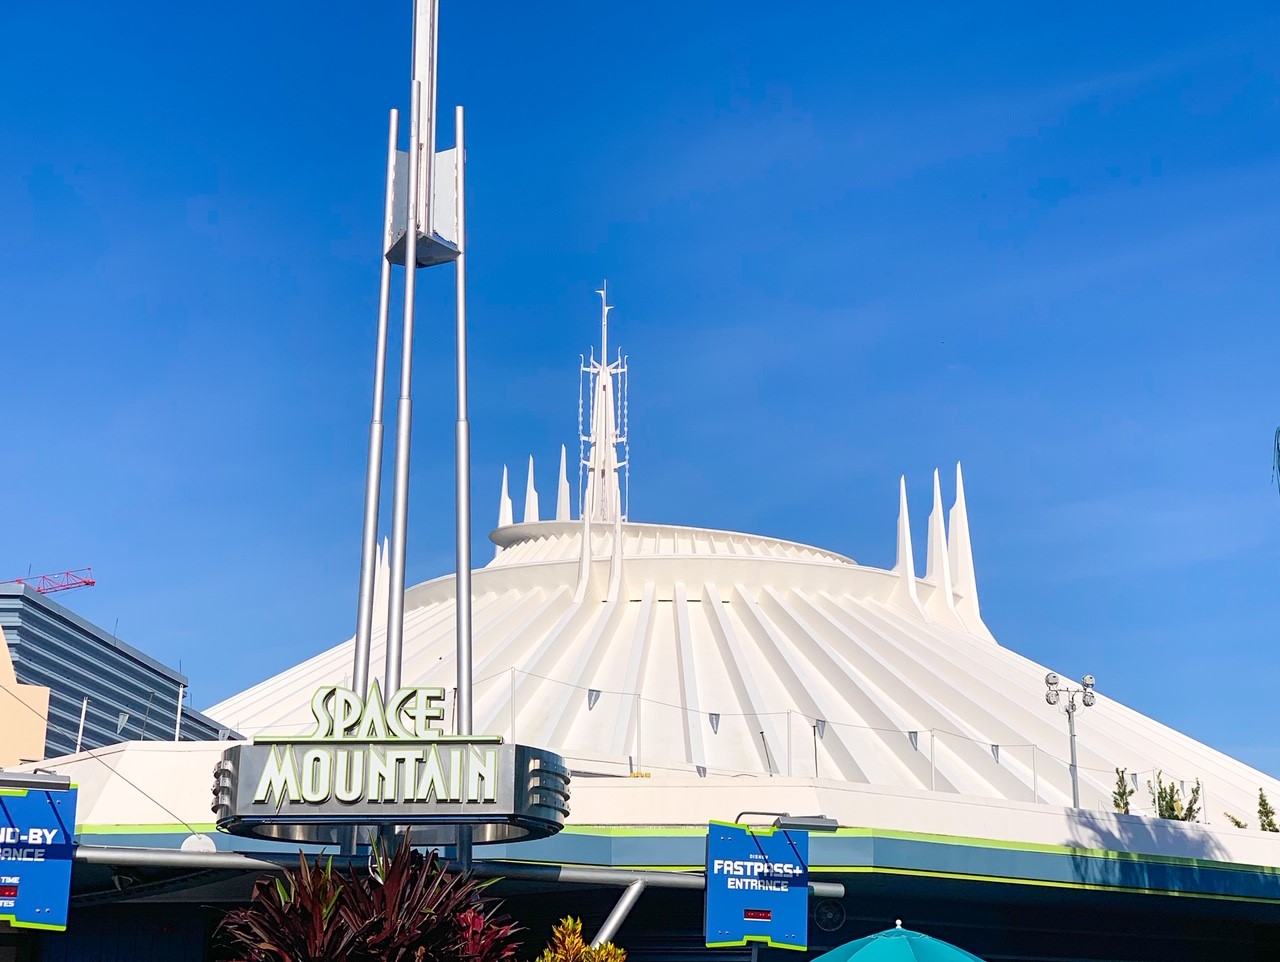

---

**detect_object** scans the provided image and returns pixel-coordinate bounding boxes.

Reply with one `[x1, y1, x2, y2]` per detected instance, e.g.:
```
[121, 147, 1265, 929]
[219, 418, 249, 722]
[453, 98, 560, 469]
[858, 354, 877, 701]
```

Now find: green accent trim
[253, 735, 504, 745]
[831, 826, 1280, 876]
[559, 825, 709, 837]
[706, 937, 805, 951]
[550, 824, 1280, 877]
[0, 786, 77, 798]
[0, 914, 67, 932]
[825, 865, 1280, 905]
[489, 859, 704, 872]
[77, 823, 219, 835]
[709, 818, 790, 838]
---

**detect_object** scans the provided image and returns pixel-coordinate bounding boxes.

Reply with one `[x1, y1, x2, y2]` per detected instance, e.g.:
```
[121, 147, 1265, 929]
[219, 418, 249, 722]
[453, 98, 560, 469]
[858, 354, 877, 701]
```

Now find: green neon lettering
[407, 687, 445, 739]
[308, 687, 334, 739]
[448, 746, 464, 801]
[332, 687, 363, 738]
[385, 688, 415, 739]
[414, 745, 449, 802]
[334, 749, 365, 802]
[254, 746, 300, 804]
[467, 747, 498, 802]
[356, 685, 390, 740]
[300, 748, 332, 803]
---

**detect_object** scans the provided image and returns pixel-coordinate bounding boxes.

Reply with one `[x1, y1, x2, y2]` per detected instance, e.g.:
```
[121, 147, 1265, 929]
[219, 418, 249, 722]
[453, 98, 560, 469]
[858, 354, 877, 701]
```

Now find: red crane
[10, 568, 96, 594]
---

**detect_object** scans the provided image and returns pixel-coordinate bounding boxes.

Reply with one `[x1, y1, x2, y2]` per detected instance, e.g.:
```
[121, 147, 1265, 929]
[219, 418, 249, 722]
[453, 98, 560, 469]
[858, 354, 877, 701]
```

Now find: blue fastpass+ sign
[0, 785, 77, 930]
[705, 820, 809, 950]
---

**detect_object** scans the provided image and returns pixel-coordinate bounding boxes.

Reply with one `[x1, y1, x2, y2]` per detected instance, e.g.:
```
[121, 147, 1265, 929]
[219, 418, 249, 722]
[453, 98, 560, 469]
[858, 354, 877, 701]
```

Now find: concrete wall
[0, 625, 48, 765]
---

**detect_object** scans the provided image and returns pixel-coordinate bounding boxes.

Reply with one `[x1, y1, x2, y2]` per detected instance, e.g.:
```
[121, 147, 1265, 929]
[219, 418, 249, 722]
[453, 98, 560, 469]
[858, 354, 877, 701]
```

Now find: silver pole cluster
[347, 0, 473, 861]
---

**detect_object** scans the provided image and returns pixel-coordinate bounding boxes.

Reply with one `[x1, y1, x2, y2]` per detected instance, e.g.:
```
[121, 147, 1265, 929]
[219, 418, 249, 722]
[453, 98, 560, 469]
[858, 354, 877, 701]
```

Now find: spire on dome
[888, 476, 923, 613]
[556, 444, 570, 521]
[948, 462, 981, 620]
[524, 456, 540, 523]
[498, 464, 513, 528]
[581, 283, 628, 523]
[924, 468, 961, 623]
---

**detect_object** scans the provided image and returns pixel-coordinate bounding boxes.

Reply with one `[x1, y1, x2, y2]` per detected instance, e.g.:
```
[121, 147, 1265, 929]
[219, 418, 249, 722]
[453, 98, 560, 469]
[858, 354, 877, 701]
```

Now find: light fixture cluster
[1044, 672, 1096, 710]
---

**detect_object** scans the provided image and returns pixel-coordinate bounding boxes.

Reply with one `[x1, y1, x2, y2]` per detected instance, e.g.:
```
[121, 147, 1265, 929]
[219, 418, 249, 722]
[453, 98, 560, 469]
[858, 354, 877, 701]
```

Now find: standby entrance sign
[705, 820, 810, 951]
[0, 779, 78, 931]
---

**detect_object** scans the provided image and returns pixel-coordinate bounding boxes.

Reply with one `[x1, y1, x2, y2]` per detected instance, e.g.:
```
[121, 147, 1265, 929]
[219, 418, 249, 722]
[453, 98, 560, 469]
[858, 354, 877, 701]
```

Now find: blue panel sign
[705, 820, 809, 951]
[0, 786, 77, 930]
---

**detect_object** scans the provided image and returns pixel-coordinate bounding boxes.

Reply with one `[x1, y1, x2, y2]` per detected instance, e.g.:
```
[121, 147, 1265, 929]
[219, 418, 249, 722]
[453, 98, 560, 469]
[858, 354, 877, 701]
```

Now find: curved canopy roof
[209, 303, 1279, 825]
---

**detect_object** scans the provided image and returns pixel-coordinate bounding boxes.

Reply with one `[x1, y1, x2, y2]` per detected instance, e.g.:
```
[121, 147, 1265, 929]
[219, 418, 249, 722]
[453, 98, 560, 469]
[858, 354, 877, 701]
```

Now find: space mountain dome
[209, 294, 1280, 821]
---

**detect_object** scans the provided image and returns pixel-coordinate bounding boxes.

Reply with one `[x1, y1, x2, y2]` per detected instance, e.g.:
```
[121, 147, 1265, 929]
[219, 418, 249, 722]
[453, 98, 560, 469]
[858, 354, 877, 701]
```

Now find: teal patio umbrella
[810, 921, 986, 962]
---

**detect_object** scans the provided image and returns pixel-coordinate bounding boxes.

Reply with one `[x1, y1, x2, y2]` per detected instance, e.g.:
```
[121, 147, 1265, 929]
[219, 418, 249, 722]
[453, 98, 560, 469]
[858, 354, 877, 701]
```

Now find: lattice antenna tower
[576, 283, 628, 522]
[578, 351, 590, 517]
[618, 347, 630, 521]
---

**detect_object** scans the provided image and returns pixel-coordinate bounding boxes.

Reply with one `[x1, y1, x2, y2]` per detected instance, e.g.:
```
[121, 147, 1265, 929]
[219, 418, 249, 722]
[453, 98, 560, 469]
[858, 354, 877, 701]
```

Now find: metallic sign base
[213, 742, 569, 847]
[214, 814, 558, 847]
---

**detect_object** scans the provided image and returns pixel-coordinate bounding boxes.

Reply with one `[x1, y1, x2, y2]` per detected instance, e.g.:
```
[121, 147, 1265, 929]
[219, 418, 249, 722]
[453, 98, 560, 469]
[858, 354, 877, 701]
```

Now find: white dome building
[208, 303, 1278, 824]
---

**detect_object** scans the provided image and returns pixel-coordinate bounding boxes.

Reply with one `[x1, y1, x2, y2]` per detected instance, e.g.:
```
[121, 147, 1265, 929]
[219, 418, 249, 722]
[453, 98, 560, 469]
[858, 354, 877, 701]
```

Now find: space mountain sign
[212, 684, 570, 845]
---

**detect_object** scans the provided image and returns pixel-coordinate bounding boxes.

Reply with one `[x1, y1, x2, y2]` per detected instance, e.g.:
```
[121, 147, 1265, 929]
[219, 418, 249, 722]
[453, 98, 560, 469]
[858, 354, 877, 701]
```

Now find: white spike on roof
[888, 476, 922, 614]
[524, 456, 540, 523]
[949, 464, 979, 610]
[923, 469, 960, 625]
[498, 464, 513, 529]
[924, 469, 950, 588]
[556, 445, 570, 521]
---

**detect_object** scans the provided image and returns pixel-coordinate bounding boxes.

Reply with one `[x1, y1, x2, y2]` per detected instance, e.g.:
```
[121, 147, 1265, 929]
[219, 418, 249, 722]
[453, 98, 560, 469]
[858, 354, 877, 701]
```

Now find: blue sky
[3, 4, 1279, 772]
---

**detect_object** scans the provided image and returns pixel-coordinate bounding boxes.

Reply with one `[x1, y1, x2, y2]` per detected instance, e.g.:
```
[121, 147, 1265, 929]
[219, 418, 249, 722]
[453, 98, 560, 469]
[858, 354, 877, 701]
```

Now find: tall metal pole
[385, 80, 423, 695]
[1067, 702, 1080, 808]
[453, 104, 472, 739]
[352, 107, 400, 700]
[453, 104, 474, 871]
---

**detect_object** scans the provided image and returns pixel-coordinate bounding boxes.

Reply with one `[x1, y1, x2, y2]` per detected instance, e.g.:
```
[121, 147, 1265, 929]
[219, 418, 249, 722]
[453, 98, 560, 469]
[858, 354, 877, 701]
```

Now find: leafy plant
[1112, 768, 1134, 814]
[1224, 812, 1249, 829]
[1147, 771, 1201, 822]
[456, 905, 523, 962]
[1260, 789, 1279, 832]
[217, 852, 375, 962]
[216, 841, 520, 962]
[532, 917, 626, 962]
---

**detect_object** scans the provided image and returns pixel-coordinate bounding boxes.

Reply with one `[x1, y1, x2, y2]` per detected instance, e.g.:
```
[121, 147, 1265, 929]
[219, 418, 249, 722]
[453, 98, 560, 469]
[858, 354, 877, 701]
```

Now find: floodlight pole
[1067, 701, 1080, 809]
[1044, 673, 1096, 809]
